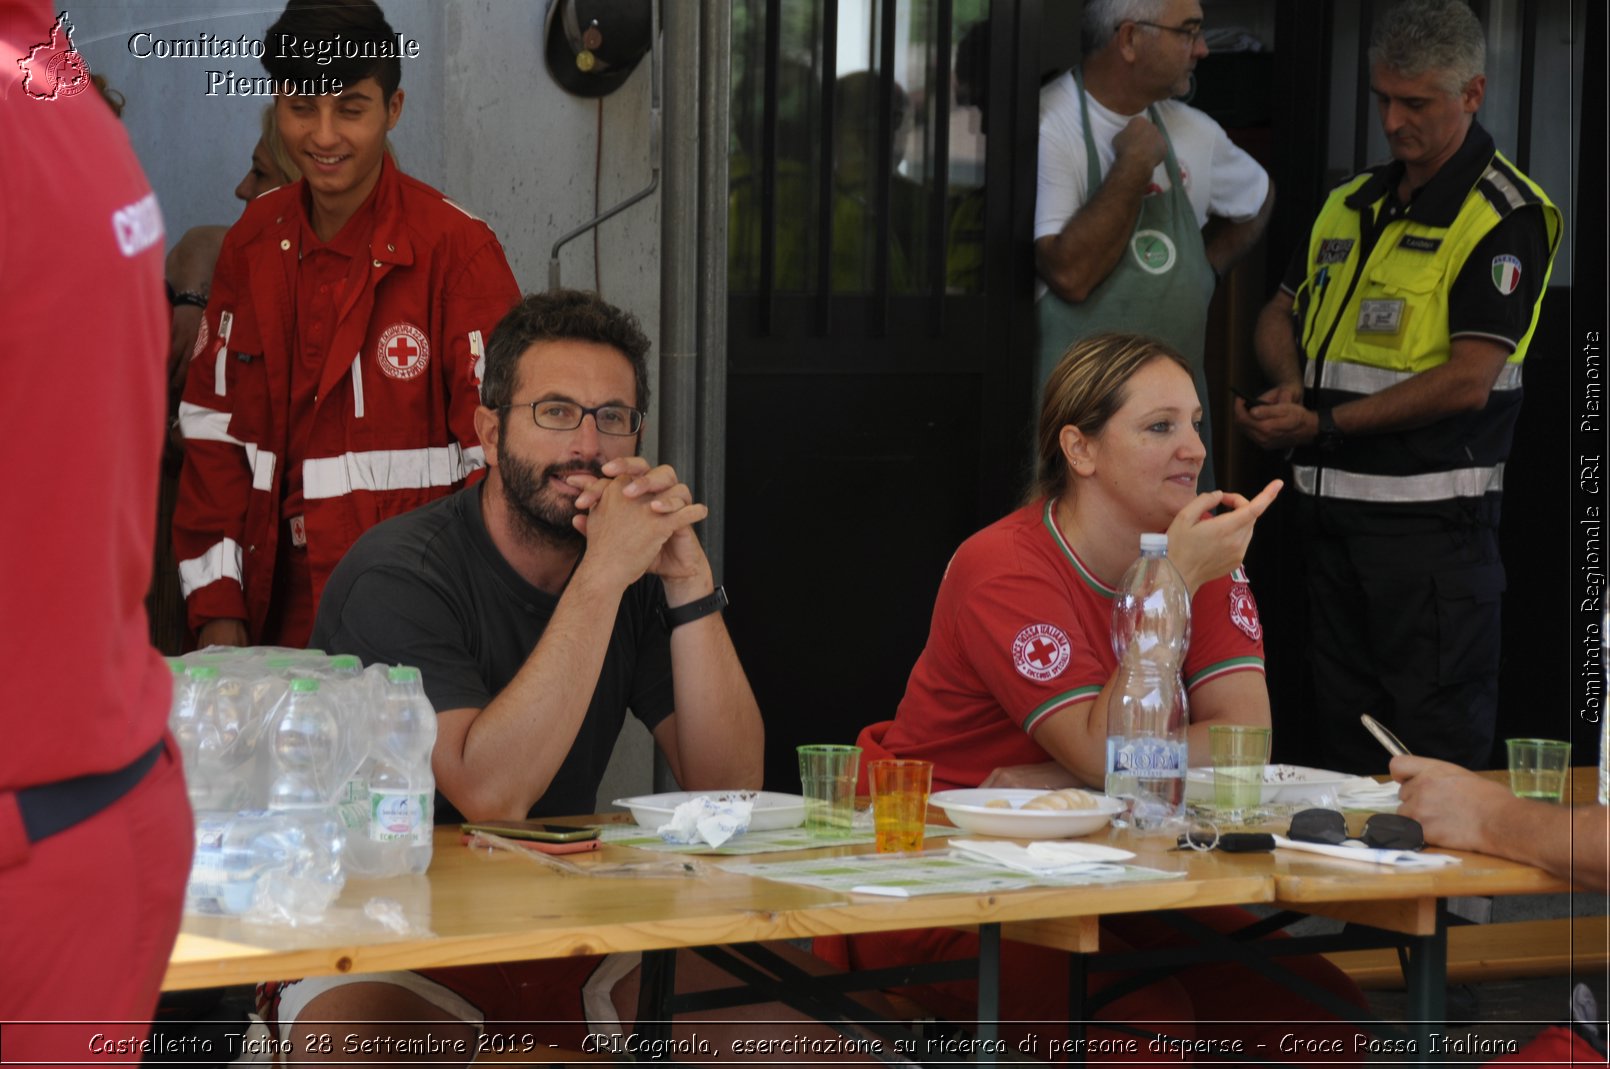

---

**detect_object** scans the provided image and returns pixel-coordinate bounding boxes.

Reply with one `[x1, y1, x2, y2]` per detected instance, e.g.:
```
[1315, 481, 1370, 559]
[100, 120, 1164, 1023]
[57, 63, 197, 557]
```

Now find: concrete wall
[74, 0, 660, 808]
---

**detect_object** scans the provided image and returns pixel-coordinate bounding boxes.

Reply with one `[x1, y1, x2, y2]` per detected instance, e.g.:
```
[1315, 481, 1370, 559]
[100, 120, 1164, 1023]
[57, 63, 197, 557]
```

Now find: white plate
[1184, 765, 1355, 805]
[611, 790, 806, 831]
[929, 788, 1124, 839]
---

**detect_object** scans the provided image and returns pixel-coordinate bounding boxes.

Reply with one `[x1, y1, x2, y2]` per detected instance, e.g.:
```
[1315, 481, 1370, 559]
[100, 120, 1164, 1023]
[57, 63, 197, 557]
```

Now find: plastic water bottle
[267, 678, 343, 808]
[265, 679, 347, 882]
[171, 665, 255, 811]
[326, 655, 373, 839]
[171, 663, 211, 806]
[186, 810, 307, 915]
[185, 810, 340, 917]
[1107, 533, 1192, 831]
[349, 667, 436, 877]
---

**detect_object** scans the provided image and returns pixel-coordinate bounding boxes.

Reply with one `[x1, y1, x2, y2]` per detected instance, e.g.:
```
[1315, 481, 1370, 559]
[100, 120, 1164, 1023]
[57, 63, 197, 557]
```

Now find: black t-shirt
[311, 484, 675, 823]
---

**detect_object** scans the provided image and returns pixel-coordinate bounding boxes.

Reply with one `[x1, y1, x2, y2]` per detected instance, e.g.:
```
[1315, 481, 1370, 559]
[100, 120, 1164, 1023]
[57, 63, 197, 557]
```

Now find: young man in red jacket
[175, 0, 520, 648]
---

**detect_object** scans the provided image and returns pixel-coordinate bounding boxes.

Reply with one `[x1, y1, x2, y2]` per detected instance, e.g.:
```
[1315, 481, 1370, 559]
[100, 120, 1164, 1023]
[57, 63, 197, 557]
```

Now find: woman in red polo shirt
[822, 333, 1367, 1059]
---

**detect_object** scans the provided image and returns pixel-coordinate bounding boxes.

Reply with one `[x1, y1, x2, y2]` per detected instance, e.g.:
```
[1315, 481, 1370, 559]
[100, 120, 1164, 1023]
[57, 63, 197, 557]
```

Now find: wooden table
[164, 774, 1593, 1062]
[165, 823, 1275, 992]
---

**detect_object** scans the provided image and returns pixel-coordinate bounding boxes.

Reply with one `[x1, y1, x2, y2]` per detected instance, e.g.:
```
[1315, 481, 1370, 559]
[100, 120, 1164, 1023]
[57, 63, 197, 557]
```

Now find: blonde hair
[260, 105, 301, 183]
[1032, 332, 1193, 502]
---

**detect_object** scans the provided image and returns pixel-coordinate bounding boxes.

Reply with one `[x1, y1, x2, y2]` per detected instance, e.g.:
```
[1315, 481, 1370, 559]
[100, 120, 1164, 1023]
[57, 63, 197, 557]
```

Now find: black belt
[16, 740, 165, 844]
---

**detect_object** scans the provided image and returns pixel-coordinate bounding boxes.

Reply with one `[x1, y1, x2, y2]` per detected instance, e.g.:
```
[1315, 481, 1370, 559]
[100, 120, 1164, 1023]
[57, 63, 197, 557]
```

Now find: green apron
[1036, 70, 1219, 489]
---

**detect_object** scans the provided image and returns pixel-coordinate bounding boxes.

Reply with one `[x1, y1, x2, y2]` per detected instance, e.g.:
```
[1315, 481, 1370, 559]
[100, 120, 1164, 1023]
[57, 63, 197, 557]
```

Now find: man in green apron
[1034, 0, 1273, 490]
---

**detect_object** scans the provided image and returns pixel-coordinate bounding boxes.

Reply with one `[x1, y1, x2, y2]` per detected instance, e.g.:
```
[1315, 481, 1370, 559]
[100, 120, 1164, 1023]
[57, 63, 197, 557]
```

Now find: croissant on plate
[1022, 787, 1100, 811]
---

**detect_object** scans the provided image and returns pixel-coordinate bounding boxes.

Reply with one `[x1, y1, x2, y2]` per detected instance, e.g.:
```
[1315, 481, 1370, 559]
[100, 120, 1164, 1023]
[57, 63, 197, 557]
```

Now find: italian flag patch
[1491, 254, 1522, 295]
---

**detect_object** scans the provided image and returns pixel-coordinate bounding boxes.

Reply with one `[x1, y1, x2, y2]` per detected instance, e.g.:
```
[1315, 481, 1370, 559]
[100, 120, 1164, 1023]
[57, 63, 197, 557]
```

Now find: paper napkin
[1271, 834, 1460, 868]
[951, 838, 1134, 875]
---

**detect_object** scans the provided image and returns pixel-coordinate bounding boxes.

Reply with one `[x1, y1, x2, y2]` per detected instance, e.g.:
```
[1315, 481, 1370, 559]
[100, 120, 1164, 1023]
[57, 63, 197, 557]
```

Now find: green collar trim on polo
[1042, 499, 1117, 598]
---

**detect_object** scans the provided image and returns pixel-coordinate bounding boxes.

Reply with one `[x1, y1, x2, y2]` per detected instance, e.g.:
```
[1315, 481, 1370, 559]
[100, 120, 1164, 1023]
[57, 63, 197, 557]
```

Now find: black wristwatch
[659, 585, 728, 632]
[166, 281, 208, 309]
[1316, 407, 1344, 452]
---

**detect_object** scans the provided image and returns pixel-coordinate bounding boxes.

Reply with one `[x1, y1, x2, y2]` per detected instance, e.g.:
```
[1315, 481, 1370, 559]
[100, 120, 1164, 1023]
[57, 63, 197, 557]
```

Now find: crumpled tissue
[657, 794, 753, 847]
[1334, 777, 1402, 810]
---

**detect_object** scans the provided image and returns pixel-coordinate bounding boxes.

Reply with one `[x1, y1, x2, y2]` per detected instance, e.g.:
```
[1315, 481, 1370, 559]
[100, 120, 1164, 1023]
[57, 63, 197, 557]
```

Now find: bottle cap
[1139, 532, 1169, 552]
[165, 658, 187, 676]
[329, 655, 361, 671]
[388, 666, 421, 684]
[186, 665, 220, 680]
[265, 656, 299, 669]
[290, 678, 320, 692]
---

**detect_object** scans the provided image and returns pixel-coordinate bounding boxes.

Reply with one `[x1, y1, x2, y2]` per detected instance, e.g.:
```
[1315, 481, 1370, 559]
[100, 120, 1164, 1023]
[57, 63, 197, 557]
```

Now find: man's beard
[498, 452, 601, 548]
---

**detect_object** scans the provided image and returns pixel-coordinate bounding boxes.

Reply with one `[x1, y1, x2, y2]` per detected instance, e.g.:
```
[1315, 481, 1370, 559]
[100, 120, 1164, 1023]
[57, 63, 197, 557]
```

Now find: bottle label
[370, 790, 431, 845]
[1109, 737, 1185, 777]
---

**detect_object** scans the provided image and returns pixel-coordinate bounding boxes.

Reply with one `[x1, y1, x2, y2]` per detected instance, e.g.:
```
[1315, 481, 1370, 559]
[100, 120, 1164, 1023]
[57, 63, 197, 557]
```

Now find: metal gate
[723, 0, 1042, 789]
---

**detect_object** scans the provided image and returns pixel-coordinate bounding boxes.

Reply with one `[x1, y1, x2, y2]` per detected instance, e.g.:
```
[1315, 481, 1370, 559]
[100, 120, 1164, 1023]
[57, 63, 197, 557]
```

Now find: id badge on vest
[1356, 298, 1404, 335]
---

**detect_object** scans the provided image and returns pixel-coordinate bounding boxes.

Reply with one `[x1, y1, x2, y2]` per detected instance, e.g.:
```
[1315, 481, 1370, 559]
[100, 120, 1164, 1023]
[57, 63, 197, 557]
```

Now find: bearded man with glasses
[283, 289, 773, 1056]
[1034, 0, 1273, 490]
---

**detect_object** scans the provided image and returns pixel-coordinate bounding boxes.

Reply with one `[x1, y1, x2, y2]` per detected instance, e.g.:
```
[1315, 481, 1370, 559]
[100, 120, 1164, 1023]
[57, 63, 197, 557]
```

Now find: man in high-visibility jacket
[1236, 0, 1560, 773]
[174, 0, 519, 649]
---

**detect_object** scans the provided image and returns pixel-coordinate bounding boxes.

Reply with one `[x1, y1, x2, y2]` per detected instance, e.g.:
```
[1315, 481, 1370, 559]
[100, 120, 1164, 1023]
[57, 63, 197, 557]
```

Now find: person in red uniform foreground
[0, 0, 193, 1059]
[175, 0, 519, 649]
[820, 333, 1369, 1058]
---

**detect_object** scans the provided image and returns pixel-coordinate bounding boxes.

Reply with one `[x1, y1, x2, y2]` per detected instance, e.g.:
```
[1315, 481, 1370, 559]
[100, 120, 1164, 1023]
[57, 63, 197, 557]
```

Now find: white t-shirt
[1034, 70, 1269, 242]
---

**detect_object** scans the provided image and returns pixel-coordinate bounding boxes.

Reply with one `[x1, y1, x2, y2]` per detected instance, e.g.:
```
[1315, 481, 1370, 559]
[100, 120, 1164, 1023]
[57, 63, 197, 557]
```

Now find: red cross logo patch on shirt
[376, 322, 430, 381]
[1012, 623, 1071, 682]
[1229, 580, 1262, 642]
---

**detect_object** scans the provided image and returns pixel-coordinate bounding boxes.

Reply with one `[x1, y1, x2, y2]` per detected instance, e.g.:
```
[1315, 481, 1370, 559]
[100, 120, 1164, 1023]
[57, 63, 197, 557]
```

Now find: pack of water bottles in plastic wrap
[166, 647, 437, 924]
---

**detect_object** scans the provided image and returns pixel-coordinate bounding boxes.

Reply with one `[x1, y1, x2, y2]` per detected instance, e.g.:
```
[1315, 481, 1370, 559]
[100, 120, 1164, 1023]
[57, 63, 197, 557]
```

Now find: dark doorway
[724, 0, 1042, 791]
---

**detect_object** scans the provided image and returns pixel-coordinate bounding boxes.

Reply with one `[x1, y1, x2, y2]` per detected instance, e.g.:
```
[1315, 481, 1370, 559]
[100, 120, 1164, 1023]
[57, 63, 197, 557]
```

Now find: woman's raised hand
[1164, 480, 1283, 595]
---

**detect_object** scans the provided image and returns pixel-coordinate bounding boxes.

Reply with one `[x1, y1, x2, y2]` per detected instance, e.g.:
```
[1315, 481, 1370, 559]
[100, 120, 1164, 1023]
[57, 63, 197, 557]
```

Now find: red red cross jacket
[174, 157, 520, 639]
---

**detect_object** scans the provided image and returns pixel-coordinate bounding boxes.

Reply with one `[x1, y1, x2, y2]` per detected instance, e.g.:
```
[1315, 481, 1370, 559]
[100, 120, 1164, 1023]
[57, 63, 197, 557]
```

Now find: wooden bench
[1325, 915, 1609, 989]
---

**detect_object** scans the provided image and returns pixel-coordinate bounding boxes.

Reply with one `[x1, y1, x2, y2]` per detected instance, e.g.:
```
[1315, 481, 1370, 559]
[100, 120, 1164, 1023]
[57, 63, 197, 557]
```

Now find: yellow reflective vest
[1289, 128, 1560, 528]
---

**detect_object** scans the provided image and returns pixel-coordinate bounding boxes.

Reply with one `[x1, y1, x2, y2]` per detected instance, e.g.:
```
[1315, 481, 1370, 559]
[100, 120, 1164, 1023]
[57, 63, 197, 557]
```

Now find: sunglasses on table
[1287, 808, 1425, 851]
[1175, 809, 1426, 853]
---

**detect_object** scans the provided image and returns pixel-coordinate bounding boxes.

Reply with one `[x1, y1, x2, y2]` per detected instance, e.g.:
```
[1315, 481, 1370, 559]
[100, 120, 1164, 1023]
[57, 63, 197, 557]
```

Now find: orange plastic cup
[868, 759, 933, 853]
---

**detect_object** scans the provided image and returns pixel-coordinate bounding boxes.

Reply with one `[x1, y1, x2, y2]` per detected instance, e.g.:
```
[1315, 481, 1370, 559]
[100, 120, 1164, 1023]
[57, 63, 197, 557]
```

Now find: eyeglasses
[1133, 20, 1205, 45]
[500, 400, 643, 437]
[1288, 808, 1425, 851]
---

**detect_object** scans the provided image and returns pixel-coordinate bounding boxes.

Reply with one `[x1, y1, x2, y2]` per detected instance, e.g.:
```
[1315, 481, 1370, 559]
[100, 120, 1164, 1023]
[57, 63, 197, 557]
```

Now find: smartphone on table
[461, 820, 600, 842]
[461, 820, 603, 855]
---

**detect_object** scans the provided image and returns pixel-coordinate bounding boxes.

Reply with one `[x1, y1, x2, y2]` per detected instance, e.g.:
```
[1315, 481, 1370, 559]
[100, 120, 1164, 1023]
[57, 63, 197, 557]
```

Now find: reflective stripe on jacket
[174, 157, 519, 637]
[1289, 135, 1559, 521]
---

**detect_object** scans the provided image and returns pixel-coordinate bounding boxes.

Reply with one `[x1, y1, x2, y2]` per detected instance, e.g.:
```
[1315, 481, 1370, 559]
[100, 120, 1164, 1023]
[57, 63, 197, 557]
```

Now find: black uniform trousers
[1297, 495, 1504, 774]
